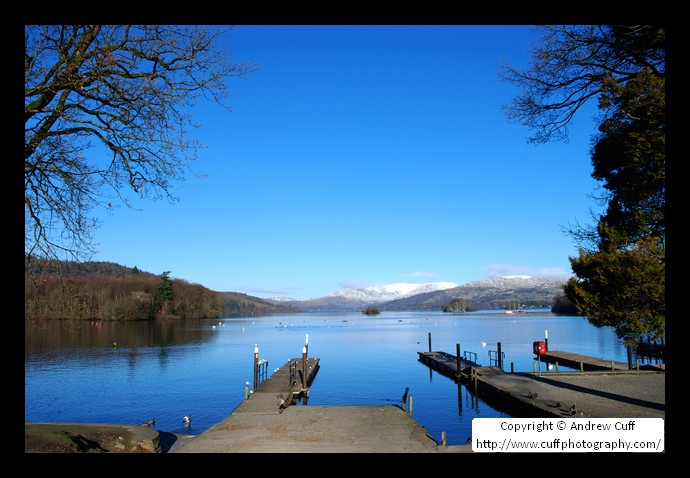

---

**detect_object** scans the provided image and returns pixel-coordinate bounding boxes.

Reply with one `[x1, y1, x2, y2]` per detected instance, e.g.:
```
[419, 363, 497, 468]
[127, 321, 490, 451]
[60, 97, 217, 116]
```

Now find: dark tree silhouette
[25, 25, 257, 262]
[502, 25, 665, 347]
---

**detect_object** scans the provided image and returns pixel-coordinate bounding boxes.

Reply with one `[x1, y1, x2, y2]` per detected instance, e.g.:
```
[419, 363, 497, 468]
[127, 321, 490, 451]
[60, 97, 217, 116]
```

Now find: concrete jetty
[169, 355, 453, 453]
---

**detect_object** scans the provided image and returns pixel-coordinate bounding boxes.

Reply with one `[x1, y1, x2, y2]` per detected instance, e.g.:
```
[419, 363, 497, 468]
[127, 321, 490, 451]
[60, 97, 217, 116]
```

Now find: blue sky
[90, 25, 602, 301]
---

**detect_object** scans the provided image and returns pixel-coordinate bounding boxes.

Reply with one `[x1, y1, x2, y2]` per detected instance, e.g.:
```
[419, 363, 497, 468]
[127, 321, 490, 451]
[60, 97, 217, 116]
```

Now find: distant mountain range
[265, 276, 569, 312]
[26, 258, 569, 314]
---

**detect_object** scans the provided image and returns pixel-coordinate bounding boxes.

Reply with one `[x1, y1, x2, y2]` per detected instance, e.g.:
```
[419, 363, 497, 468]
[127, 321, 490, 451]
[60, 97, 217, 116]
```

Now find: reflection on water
[25, 318, 216, 354]
[25, 310, 630, 446]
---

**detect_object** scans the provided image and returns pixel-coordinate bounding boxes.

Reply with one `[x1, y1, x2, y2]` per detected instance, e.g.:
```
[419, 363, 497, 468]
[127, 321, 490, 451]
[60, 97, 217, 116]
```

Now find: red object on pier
[533, 341, 546, 356]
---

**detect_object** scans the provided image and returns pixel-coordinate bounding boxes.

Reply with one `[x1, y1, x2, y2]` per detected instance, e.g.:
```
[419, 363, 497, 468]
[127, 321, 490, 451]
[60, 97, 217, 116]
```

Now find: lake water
[24, 309, 636, 447]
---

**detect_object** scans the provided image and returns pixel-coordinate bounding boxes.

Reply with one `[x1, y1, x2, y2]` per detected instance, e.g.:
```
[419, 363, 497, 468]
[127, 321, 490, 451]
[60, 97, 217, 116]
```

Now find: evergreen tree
[564, 237, 665, 345]
[156, 271, 174, 315]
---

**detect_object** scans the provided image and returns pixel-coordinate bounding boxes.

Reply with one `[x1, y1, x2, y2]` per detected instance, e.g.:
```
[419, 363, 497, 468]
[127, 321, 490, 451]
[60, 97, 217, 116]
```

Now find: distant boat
[505, 300, 525, 314]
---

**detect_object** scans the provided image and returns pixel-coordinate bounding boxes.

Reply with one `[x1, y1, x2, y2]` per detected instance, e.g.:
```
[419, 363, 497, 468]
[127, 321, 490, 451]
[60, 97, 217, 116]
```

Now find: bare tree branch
[25, 25, 257, 261]
[499, 25, 665, 144]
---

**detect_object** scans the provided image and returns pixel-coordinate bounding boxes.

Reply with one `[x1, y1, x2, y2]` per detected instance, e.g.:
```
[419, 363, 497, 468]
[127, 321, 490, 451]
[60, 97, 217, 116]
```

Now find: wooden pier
[417, 351, 478, 381]
[419, 348, 659, 375]
[536, 350, 631, 372]
[255, 356, 321, 402]
[417, 349, 665, 421]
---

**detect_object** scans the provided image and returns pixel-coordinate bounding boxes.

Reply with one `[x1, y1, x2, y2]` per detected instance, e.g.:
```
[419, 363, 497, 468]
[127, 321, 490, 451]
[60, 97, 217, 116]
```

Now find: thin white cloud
[484, 263, 571, 279]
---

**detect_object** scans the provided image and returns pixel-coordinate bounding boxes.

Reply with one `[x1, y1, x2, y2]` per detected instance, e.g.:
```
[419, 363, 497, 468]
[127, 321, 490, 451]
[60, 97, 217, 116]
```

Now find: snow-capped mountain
[323, 282, 459, 303]
[264, 296, 298, 302]
[382, 275, 569, 311]
[458, 275, 562, 290]
[267, 275, 569, 312]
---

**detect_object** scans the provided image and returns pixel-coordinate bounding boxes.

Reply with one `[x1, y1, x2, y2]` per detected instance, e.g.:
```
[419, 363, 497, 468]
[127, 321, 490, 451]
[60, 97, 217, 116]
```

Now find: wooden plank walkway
[417, 350, 665, 421]
[417, 351, 478, 381]
[420, 349, 659, 375]
[255, 356, 321, 401]
[537, 350, 630, 372]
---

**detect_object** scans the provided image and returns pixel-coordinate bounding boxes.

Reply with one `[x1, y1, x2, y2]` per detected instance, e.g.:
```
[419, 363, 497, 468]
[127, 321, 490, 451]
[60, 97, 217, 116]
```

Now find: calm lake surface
[25, 309, 634, 446]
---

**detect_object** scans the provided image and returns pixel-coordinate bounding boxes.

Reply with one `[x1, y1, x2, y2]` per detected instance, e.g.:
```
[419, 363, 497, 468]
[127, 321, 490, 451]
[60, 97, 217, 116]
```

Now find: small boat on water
[505, 301, 525, 314]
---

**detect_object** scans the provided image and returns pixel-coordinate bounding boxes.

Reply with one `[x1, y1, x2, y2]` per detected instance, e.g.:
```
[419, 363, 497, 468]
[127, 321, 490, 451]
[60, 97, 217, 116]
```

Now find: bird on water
[183, 414, 192, 426]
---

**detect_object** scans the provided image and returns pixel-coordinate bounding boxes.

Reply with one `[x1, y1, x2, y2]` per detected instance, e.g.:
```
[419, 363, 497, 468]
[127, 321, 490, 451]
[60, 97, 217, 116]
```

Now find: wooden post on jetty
[302, 346, 307, 390]
[253, 344, 259, 390]
[497, 342, 502, 370]
[428, 332, 432, 352]
[402, 387, 409, 410]
[545, 330, 549, 351]
[456, 342, 461, 379]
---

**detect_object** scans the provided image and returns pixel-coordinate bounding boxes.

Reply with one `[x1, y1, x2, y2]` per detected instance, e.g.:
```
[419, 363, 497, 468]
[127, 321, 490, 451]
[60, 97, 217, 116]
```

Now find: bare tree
[499, 25, 665, 145]
[25, 25, 257, 262]
[500, 25, 665, 252]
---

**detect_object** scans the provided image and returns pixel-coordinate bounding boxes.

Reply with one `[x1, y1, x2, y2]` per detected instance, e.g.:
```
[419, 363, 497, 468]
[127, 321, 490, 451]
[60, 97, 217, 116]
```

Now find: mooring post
[544, 329, 549, 351]
[497, 342, 502, 370]
[305, 333, 309, 357]
[456, 342, 461, 378]
[402, 387, 409, 410]
[244, 381, 250, 400]
[253, 344, 259, 390]
[428, 332, 432, 352]
[302, 346, 307, 390]
[441, 431, 447, 447]
[408, 396, 413, 415]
